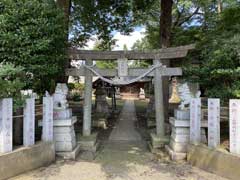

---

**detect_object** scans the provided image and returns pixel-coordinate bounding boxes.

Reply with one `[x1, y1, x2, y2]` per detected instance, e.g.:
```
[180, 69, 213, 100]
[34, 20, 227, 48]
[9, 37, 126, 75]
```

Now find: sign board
[208, 98, 220, 148]
[117, 58, 128, 77]
[229, 99, 240, 154]
[190, 98, 201, 145]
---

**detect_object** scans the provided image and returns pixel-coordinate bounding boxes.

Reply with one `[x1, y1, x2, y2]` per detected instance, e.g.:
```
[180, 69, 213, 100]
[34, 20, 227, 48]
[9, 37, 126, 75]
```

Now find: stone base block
[53, 126, 74, 133]
[78, 133, 99, 160]
[150, 133, 169, 149]
[170, 139, 188, 153]
[170, 117, 207, 128]
[171, 130, 206, 143]
[54, 130, 76, 142]
[92, 119, 107, 129]
[165, 145, 186, 161]
[57, 144, 81, 160]
[174, 109, 190, 120]
[55, 140, 77, 152]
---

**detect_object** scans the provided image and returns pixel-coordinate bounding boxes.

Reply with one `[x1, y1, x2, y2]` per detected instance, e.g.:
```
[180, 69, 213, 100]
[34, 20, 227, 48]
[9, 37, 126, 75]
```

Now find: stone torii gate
[66, 44, 195, 151]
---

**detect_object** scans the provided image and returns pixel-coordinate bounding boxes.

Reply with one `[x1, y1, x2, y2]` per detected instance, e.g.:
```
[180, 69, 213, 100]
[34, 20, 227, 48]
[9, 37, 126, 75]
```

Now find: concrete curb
[0, 142, 55, 180]
[187, 144, 240, 180]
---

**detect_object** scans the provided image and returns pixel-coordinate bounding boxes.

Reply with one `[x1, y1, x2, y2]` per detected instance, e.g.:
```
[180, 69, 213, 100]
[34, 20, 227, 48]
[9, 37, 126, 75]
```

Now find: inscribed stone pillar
[208, 98, 220, 148]
[229, 99, 240, 154]
[23, 98, 35, 147]
[153, 60, 165, 137]
[42, 97, 54, 142]
[83, 59, 93, 136]
[190, 98, 201, 145]
[0, 98, 13, 153]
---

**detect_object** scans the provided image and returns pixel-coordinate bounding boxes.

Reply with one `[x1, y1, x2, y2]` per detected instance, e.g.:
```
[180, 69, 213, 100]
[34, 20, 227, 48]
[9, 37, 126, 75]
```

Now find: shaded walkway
[109, 100, 141, 141]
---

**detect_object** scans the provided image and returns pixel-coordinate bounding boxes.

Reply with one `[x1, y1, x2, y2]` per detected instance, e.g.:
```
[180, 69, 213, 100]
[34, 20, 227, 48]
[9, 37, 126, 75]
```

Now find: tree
[0, 0, 67, 94]
[184, 5, 240, 102]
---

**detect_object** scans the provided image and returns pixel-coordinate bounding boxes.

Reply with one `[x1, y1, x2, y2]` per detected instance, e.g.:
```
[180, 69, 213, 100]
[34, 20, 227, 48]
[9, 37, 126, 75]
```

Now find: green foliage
[70, 0, 155, 47]
[0, 62, 26, 108]
[184, 6, 240, 102]
[0, 0, 67, 94]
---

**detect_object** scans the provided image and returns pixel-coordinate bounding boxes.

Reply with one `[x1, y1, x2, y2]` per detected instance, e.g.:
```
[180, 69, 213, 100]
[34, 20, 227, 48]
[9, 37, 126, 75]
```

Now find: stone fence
[0, 97, 54, 153]
[166, 98, 240, 161]
[190, 98, 239, 154]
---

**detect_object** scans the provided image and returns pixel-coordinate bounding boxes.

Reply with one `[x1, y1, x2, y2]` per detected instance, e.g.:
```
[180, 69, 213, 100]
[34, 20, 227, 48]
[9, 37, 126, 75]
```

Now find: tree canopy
[0, 0, 67, 94]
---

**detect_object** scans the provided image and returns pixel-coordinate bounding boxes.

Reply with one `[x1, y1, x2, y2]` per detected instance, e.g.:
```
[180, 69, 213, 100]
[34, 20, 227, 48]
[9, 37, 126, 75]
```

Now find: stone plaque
[229, 99, 240, 154]
[0, 98, 13, 153]
[190, 98, 201, 145]
[42, 97, 54, 142]
[118, 58, 128, 77]
[23, 98, 35, 146]
[208, 98, 220, 148]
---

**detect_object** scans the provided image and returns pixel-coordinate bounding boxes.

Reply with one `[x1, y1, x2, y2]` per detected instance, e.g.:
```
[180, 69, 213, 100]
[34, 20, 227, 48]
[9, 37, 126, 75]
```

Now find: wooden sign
[229, 99, 240, 154]
[190, 98, 201, 145]
[0, 98, 13, 153]
[208, 98, 220, 148]
[23, 98, 35, 146]
[118, 58, 128, 77]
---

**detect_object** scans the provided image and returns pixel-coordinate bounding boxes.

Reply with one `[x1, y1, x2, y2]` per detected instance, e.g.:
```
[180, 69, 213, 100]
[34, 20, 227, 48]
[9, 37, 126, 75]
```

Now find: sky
[85, 27, 146, 50]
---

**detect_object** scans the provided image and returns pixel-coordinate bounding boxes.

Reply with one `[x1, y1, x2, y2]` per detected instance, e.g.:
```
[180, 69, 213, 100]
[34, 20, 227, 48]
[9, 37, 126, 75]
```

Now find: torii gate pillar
[150, 59, 169, 150]
[83, 59, 93, 136]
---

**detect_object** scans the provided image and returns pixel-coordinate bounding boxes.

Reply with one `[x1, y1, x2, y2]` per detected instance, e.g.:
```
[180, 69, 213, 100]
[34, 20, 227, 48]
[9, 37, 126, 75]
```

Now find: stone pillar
[208, 98, 220, 148]
[153, 60, 165, 137]
[23, 98, 35, 147]
[0, 98, 13, 153]
[83, 59, 93, 136]
[229, 99, 240, 155]
[190, 98, 201, 145]
[149, 60, 169, 152]
[42, 97, 54, 142]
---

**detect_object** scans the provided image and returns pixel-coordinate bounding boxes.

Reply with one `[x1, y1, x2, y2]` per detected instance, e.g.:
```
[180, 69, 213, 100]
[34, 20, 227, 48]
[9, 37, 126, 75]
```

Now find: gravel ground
[11, 141, 228, 180]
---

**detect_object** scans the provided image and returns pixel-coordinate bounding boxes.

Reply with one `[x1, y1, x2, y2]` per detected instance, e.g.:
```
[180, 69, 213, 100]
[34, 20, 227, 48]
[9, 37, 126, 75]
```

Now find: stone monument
[139, 88, 146, 100]
[93, 85, 109, 129]
[52, 83, 80, 159]
[115, 87, 121, 99]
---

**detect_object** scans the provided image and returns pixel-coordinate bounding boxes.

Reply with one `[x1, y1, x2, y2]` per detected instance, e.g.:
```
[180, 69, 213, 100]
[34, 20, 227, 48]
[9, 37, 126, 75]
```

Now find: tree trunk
[159, 0, 173, 121]
[56, 0, 71, 83]
[217, 0, 223, 14]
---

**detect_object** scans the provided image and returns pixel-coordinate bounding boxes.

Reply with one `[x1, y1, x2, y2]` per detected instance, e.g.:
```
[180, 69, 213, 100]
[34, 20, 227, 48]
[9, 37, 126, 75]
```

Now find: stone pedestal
[51, 83, 80, 159]
[78, 133, 99, 160]
[149, 133, 169, 154]
[53, 117, 80, 159]
[166, 109, 207, 161]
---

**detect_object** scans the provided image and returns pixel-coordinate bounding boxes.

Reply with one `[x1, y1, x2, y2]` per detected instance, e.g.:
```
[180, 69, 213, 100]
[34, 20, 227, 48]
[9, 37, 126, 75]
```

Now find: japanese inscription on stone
[117, 58, 128, 77]
[190, 98, 201, 145]
[23, 98, 35, 146]
[230, 99, 240, 154]
[208, 98, 220, 148]
[42, 97, 54, 142]
[0, 98, 13, 153]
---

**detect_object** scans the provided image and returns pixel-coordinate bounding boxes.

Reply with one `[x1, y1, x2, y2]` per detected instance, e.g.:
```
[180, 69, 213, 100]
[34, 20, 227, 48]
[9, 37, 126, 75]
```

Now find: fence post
[42, 96, 53, 142]
[208, 98, 220, 148]
[0, 98, 13, 153]
[229, 99, 240, 154]
[23, 98, 35, 147]
[190, 98, 201, 145]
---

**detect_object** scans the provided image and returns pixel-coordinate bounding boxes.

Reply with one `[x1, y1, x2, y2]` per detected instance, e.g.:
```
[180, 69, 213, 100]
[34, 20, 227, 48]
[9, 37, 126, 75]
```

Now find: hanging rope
[82, 64, 162, 85]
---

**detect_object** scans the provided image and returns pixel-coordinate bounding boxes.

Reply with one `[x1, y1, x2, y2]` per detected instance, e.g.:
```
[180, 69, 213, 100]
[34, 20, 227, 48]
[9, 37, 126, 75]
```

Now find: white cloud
[112, 28, 146, 50]
[84, 27, 146, 50]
